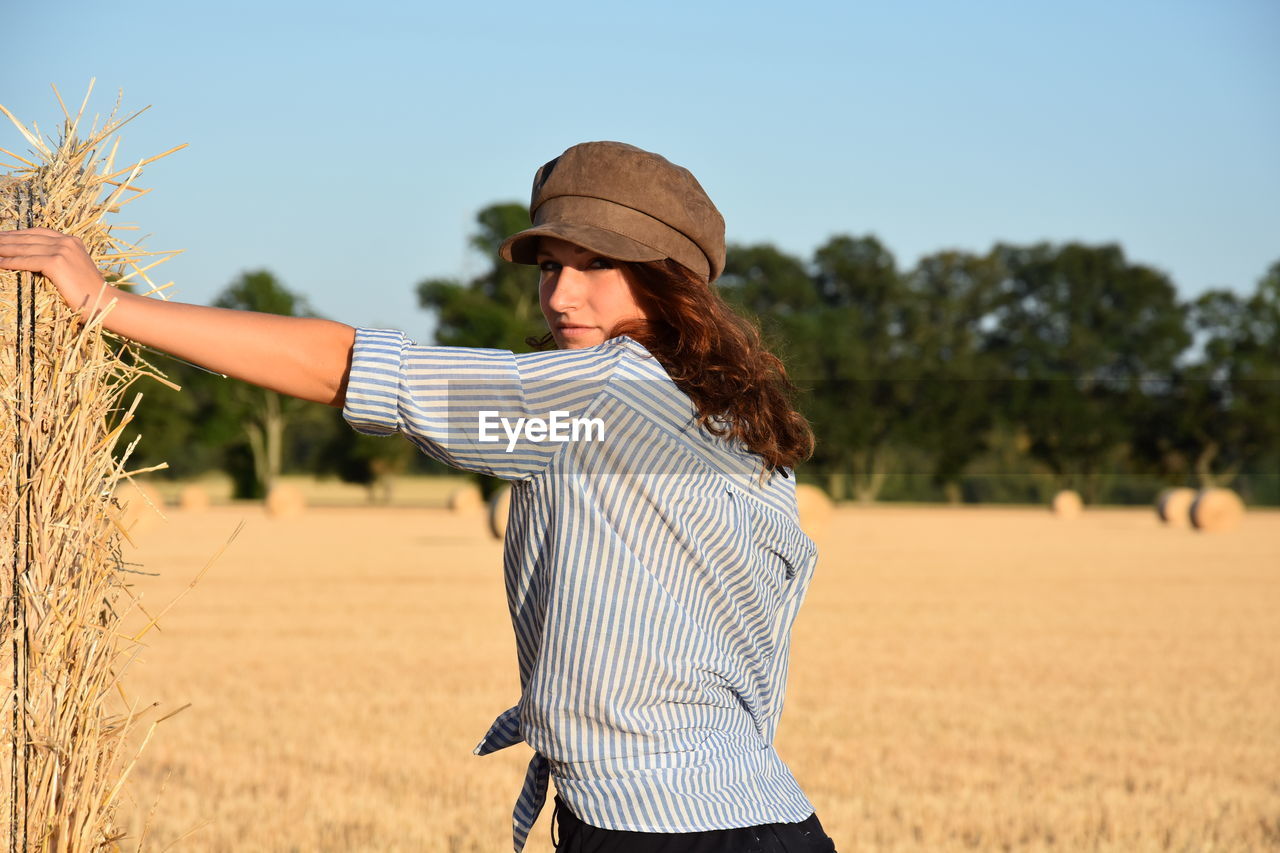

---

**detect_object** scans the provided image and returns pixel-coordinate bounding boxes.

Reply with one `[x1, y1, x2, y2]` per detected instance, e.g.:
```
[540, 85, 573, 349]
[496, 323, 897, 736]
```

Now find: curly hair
[533, 259, 813, 473]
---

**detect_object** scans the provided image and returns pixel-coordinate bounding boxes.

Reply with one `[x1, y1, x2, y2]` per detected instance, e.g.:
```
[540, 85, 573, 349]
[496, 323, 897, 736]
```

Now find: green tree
[806, 235, 915, 501]
[1131, 289, 1243, 489]
[900, 250, 1002, 501]
[720, 243, 819, 322]
[984, 242, 1190, 502]
[1146, 260, 1280, 497]
[210, 270, 321, 498]
[722, 237, 919, 502]
[417, 203, 544, 350]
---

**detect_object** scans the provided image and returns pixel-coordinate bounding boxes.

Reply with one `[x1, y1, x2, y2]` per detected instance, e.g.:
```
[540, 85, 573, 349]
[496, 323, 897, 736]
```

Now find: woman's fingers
[0, 251, 63, 270]
[0, 231, 79, 265]
[0, 235, 53, 253]
[0, 238, 65, 261]
[0, 240, 87, 277]
[0, 228, 108, 316]
[0, 228, 81, 248]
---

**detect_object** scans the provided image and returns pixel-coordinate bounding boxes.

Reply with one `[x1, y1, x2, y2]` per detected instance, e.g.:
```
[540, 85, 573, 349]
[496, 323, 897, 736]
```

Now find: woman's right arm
[0, 228, 356, 407]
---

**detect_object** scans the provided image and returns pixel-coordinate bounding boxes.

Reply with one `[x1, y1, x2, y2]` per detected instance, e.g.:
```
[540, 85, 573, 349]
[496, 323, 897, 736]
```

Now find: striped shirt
[342, 328, 819, 851]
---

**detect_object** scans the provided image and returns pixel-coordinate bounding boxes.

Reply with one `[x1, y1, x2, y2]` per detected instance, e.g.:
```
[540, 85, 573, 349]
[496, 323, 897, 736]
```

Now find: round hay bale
[1190, 487, 1245, 533]
[795, 484, 833, 540]
[1155, 487, 1196, 527]
[448, 483, 484, 515]
[1051, 489, 1083, 518]
[178, 483, 211, 513]
[112, 480, 165, 537]
[264, 483, 306, 519]
[488, 485, 513, 540]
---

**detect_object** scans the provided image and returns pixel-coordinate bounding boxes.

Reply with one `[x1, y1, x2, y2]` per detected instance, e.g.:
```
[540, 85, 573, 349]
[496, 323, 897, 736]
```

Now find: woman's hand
[0, 227, 112, 319]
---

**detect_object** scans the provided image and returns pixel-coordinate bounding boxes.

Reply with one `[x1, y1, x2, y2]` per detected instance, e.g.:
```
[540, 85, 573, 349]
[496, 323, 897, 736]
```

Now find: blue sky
[7, 0, 1278, 341]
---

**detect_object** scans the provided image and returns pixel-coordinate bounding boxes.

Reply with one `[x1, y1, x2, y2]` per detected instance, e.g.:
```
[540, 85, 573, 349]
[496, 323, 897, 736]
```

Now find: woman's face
[537, 237, 649, 349]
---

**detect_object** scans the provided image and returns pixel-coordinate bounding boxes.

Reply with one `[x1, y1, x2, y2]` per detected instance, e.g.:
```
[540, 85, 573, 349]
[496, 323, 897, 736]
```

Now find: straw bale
[1155, 487, 1196, 527]
[1051, 489, 1083, 518]
[796, 483, 834, 540]
[265, 482, 307, 519]
[488, 484, 513, 540]
[1189, 488, 1245, 533]
[1, 87, 182, 849]
[448, 483, 484, 514]
[179, 483, 211, 512]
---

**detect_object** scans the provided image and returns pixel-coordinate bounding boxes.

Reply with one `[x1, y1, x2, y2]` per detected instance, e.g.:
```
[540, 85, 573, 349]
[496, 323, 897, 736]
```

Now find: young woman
[0, 141, 837, 852]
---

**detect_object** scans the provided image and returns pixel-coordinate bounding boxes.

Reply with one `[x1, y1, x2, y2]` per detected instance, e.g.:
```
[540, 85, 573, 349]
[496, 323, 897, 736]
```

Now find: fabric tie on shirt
[475, 705, 550, 852]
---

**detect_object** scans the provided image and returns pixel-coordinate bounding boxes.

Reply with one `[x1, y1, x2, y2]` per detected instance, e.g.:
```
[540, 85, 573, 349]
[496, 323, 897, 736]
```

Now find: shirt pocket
[763, 543, 800, 582]
[742, 495, 817, 594]
[704, 490, 814, 651]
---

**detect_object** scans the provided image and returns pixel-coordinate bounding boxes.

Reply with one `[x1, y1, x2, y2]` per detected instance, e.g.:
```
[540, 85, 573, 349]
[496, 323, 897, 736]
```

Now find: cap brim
[499, 222, 667, 266]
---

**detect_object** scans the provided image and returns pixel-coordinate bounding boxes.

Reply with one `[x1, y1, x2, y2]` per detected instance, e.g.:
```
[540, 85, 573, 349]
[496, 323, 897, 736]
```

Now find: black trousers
[551, 796, 839, 853]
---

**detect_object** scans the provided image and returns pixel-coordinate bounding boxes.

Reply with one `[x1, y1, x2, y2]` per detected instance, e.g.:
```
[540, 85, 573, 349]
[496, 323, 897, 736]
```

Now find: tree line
[121, 203, 1279, 506]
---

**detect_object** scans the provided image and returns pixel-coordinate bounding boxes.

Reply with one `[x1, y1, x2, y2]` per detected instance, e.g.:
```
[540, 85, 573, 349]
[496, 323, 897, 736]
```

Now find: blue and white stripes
[343, 329, 819, 851]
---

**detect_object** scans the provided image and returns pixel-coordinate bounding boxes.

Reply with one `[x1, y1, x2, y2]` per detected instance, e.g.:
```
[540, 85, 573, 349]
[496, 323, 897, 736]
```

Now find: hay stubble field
[116, 498, 1280, 852]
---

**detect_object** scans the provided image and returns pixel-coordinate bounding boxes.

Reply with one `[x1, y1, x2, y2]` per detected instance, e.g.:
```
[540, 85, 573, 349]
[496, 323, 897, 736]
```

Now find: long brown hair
[528, 258, 814, 473]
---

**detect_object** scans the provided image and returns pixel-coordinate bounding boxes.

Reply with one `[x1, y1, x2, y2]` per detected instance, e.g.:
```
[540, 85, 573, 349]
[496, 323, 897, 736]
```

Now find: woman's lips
[557, 324, 594, 336]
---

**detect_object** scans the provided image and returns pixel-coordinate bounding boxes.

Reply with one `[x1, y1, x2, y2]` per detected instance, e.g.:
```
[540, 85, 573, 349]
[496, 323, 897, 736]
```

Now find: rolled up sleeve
[342, 328, 406, 436]
[342, 328, 618, 481]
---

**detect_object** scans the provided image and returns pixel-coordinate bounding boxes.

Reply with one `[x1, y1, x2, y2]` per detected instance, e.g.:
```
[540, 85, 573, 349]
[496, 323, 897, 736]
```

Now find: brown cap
[499, 141, 726, 282]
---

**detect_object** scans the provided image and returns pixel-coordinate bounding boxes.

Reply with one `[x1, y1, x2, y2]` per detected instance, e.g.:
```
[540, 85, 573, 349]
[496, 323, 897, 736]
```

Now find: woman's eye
[590, 258, 614, 269]
[538, 261, 561, 272]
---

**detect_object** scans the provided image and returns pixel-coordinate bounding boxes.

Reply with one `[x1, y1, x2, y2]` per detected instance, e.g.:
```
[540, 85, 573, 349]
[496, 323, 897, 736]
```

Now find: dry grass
[787, 504, 1279, 852]
[108, 502, 1280, 852]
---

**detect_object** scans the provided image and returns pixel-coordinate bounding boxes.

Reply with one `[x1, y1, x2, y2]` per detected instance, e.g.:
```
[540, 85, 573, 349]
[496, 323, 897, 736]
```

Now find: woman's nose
[547, 267, 588, 312]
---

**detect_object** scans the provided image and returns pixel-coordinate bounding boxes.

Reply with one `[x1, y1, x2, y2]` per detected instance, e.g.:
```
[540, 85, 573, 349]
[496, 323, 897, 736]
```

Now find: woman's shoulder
[603, 335, 672, 377]
[512, 335, 665, 377]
